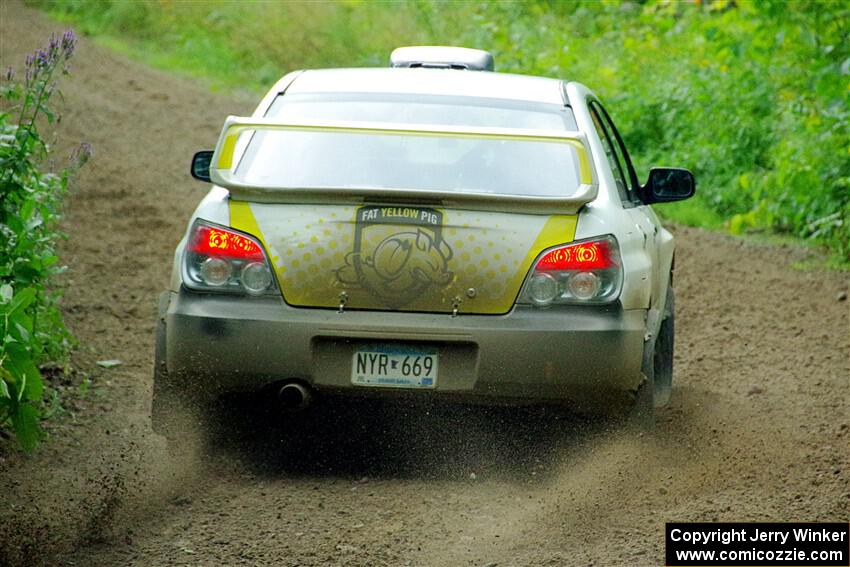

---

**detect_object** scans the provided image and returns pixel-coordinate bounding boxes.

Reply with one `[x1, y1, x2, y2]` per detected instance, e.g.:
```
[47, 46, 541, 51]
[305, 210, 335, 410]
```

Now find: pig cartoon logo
[337, 207, 453, 307]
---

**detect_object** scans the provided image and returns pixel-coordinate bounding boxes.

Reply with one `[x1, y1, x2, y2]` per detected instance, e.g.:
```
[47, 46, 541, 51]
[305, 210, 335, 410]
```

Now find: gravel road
[1, 3, 848, 566]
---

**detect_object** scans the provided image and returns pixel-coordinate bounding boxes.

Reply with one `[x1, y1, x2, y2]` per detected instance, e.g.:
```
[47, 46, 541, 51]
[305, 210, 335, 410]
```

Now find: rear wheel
[628, 369, 655, 427]
[653, 284, 675, 407]
[630, 281, 675, 425]
[150, 316, 179, 437]
[151, 304, 205, 442]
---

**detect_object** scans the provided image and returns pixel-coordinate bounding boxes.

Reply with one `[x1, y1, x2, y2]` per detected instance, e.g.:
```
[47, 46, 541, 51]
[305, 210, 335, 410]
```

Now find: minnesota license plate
[351, 344, 438, 389]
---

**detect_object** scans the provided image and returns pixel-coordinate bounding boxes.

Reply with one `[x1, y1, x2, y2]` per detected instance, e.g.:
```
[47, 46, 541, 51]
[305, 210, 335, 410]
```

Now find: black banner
[666, 522, 849, 566]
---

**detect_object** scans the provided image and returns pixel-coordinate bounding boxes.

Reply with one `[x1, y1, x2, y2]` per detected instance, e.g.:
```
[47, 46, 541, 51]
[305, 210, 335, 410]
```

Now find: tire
[150, 314, 176, 437]
[630, 281, 675, 426]
[628, 368, 655, 427]
[150, 294, 203, 441]
[653, 283, 675, 407]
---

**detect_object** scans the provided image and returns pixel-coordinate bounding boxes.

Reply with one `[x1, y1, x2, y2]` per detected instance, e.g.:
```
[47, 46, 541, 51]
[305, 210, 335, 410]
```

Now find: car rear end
[152, 62, 649, 434]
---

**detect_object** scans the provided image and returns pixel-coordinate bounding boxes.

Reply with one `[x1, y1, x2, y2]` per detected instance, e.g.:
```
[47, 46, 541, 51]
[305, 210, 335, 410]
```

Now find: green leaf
[4, 213, 24, 234]
[1, 365, 16, 387]
[12, 320, 31, 344]
[0, 370, 11, 399]
[22, 363, 43, 401]
[19, 199, 35, 222]
[0, 284, 12, 304]
[11, 403, 40, 451]
[2, 345, 42, 402]
[8, 287, 36, 315]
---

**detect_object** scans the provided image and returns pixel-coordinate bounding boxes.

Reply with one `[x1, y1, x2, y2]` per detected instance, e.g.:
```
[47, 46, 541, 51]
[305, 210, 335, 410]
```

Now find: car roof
[284, 68, 568, 106]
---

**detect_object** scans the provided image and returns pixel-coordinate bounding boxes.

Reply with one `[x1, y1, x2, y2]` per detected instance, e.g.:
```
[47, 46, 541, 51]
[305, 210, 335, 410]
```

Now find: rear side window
[589, 103, 629, 203]
[591, 101, 641, 204]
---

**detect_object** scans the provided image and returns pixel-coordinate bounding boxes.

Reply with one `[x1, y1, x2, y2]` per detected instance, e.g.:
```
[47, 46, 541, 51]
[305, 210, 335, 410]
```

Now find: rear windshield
[265, 93, 578, 130]
[232, 94, 584, 198]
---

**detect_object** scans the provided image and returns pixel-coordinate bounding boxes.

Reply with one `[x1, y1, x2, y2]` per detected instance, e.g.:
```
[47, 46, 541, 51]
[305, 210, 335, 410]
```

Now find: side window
[592, 101, 640, 204]
[589, 103, 629, 203]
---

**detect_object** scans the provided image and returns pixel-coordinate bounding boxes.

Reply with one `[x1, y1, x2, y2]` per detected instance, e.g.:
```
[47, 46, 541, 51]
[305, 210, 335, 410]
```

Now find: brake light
[520, 235, 622, 307]
[188, 225, 264, 260]
[535, 240, 616, 271]
[183, 220, 275, 295]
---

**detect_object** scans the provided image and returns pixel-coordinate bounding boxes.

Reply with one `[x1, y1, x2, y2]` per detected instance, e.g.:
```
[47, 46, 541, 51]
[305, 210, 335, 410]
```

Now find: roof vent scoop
[390, 46, 495, 72]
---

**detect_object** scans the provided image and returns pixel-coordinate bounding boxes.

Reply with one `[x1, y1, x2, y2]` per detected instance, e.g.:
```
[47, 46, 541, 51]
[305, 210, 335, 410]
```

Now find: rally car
[152, 46, 694, 435]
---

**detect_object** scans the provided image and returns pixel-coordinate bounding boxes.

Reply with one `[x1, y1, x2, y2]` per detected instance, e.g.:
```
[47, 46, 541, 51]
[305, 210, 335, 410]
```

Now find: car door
[588, 101, 662, 308]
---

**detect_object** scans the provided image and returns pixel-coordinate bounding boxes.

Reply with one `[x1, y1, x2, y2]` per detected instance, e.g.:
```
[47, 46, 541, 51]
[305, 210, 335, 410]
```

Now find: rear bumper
[160, 289, 646, 407]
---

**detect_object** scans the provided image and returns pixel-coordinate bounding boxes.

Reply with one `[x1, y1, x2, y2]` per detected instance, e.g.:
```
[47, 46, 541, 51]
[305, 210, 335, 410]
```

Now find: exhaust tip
[278, 382, 312, 410]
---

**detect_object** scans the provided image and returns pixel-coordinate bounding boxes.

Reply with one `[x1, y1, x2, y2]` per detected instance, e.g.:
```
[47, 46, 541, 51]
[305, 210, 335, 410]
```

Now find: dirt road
[1, 3, 848, 566]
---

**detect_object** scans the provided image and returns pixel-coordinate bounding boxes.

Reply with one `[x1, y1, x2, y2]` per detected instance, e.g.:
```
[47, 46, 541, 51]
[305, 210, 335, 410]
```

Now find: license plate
[351, 344, 438, 389]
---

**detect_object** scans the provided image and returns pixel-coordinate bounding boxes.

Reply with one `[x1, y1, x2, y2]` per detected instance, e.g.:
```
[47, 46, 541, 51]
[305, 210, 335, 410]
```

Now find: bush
[0, 31, 91, 450]
[460, 0, 849, 259]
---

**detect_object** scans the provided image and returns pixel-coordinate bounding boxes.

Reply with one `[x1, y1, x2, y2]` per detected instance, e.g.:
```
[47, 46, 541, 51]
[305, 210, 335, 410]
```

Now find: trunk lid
[230, 200, 577, 315]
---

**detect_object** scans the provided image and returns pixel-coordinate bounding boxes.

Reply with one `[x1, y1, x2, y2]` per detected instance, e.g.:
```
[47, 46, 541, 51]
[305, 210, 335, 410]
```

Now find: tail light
[183, 220, 276, 295]
[519, 235, 622, 307]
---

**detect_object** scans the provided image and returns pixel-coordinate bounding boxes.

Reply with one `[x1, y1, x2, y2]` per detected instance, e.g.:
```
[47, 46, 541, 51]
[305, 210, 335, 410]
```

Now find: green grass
[31, 0, 850, 263]
[37, 0, 438, 93]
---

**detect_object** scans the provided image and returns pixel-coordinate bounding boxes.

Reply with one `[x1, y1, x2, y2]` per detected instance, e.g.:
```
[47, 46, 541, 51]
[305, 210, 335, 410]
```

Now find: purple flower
[16, 29, 77, 87]
[61, 30, 76, 59]
[48, 34, 59, 55]
[35, 48, 51, 70]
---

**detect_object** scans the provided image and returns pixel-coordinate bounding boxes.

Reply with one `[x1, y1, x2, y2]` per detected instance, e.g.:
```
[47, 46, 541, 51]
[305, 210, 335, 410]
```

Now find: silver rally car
[152, 46, 695, 434]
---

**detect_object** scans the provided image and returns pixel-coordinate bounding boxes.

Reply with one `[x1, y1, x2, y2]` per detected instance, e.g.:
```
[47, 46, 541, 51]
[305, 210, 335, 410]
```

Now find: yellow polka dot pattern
[236, 203, 577, 314]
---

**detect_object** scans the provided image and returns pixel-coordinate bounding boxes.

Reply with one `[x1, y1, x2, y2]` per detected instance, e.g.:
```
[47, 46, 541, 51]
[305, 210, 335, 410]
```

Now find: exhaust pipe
[278, 381, 312, 410]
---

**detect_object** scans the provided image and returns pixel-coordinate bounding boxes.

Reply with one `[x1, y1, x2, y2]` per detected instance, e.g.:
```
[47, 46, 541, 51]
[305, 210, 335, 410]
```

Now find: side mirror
[190, 150, 214, 182]
[639, 167, 695, 204]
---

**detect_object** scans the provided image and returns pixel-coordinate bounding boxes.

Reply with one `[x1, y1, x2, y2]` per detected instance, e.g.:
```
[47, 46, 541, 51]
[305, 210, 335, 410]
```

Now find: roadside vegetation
[35, 0, 850, 262]
[0, 31, 90, 450]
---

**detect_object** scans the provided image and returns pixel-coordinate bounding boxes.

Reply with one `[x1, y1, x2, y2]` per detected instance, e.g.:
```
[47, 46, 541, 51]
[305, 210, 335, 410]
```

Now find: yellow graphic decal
[474, 214, 578, 313]
[230, 201, 261, 238]
[217, 133, 238, 170]
[337, 206, 453, 308]
[231, 201, 578, 315]
[229, 200, 283, 285]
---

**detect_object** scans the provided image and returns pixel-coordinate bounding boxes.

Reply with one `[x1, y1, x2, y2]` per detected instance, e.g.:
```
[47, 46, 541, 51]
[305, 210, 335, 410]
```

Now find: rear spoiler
[209, 116, 598, 215]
